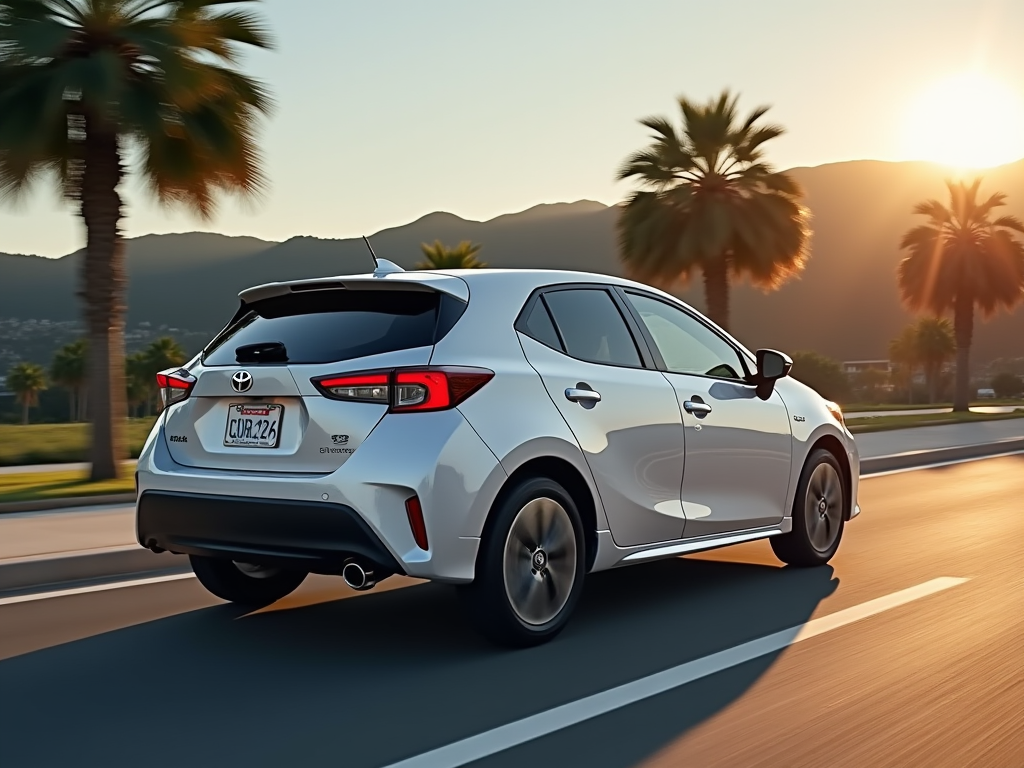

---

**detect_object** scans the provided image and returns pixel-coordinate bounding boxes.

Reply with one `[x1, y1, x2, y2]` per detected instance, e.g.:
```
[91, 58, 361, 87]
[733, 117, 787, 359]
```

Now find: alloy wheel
[502, 496, 578, 626]
[804, 462, 843, 552]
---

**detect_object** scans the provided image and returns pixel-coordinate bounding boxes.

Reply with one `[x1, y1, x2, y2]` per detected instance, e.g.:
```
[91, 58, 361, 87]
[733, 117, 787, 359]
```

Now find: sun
[903, 72, 1024, 170]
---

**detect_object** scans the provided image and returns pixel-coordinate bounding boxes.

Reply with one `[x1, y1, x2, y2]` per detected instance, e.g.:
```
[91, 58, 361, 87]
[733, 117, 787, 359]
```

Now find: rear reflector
[405, 496, 428, 550]
[156, 368, 196, 407]
[313, 367, 493, 413]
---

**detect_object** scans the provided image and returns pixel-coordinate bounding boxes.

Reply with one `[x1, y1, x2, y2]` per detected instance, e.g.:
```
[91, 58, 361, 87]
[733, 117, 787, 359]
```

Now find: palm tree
[7, 362, 47, 425]
[616, 90, 810, 332]
[144, 336, 185, 412]
[888, 326, 918, 404]
[0, 0, 272, 480]
[913, 317, 955, 403]
[51, 339, 87, 421]
[125, 350, 149, 418]
[416, 240, 487, 270]
[898, 180, 1024, 411]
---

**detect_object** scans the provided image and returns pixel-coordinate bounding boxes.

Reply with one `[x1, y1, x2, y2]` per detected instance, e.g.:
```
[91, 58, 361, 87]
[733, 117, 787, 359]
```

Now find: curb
[0, 545, 187, 595]
[859, 437, 1024, 474]
[0, 494, 136, 515]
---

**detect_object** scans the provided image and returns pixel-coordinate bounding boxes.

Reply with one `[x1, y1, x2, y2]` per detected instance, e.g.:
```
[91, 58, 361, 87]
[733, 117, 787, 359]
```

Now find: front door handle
[565, 386, 602, 405]
[683, 399, 712, 418]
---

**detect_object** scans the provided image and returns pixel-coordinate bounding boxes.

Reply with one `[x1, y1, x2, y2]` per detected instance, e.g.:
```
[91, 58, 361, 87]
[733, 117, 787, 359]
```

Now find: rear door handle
[565, 387, 602, 405]
[683, 400, 712, 418]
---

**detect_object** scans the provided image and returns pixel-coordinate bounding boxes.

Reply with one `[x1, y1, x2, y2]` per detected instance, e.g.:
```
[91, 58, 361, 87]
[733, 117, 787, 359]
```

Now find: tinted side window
[520, 298, 563, 351]
[203, 289, 456, 366]
[626, 293, 746, 380]
[544, 289, 642, 367]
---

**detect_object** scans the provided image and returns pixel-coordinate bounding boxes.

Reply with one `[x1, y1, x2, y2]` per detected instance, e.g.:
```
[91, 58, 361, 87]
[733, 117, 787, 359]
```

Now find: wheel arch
[808, 434, 854, 520]
[478, 456, 600, 576]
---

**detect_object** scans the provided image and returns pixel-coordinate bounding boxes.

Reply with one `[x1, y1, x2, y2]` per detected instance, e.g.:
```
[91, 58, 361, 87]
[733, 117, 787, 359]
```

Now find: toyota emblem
[231, 370, 254, 393]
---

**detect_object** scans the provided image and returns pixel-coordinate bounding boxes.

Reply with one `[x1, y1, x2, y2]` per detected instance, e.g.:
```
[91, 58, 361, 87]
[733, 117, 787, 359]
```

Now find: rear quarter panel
[430, 273, 610, 532]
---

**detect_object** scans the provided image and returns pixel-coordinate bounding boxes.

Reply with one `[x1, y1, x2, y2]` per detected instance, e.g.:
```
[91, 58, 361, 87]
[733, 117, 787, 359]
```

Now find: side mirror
[754, 349, 792, 399]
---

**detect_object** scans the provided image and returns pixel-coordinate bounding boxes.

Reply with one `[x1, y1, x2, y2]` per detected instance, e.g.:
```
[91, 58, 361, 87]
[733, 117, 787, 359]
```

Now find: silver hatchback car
[136, 262, 860, 646]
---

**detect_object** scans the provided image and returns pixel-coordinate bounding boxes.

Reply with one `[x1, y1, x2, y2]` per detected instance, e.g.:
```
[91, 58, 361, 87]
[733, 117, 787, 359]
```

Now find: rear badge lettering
[793, 415, 806, 422]
[321, 446, 355, 455]
[169, 435, 188, 443]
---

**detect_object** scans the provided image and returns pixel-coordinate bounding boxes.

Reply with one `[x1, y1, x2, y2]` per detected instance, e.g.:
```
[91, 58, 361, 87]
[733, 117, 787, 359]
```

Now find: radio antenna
[362, 235, 379, 270]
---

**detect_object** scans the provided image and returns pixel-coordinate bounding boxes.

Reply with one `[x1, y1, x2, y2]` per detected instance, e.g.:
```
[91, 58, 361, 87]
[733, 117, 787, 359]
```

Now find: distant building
[842, 360, 891, 375]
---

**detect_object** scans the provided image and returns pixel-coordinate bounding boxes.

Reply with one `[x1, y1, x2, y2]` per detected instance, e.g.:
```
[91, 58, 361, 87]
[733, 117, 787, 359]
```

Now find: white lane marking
[381, 577, 969, 768]
[0, 572, 194, 606]
[861, 450, 1024, 478]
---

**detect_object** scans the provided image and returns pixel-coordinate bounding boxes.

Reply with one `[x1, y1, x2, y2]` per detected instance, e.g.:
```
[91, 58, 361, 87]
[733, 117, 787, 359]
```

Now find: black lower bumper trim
[137, 491, 404, 576]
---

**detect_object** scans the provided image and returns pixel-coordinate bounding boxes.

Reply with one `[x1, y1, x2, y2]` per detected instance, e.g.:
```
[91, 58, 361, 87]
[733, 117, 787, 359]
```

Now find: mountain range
[3, 158, 1024, 365]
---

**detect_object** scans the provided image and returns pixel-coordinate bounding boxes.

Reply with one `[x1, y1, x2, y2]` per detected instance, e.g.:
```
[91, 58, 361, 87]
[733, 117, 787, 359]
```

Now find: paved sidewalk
[853, 418, 1024, 456]
[2, 419, 1022, 565]
[0, 504, 137, 562]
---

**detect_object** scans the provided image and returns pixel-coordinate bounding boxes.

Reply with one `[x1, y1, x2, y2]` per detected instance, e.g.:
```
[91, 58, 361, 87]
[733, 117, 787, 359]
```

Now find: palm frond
[990, 214, 1024, 234]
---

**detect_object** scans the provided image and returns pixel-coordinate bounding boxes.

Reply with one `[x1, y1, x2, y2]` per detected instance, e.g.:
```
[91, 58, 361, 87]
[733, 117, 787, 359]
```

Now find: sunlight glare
[903, 72, 1024, 170]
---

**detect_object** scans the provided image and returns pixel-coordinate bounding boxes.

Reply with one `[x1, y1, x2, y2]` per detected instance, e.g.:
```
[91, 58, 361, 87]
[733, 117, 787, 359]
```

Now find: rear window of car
[202, 288, 465, 366]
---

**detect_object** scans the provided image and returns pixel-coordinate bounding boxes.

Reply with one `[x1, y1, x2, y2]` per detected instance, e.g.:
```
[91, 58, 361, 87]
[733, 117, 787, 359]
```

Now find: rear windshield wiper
[235, 341, 289, 364]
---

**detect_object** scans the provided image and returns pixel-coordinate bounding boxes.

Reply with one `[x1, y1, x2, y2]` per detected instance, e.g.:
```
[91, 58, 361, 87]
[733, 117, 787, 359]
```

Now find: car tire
[190, 555, 307, 607]
[459, 476, 586, 648]
[770, 448, 847, 567]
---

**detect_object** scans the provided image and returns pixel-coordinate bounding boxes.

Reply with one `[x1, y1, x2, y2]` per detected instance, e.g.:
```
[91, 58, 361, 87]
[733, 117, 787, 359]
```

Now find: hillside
[2, 159, 1024, 365]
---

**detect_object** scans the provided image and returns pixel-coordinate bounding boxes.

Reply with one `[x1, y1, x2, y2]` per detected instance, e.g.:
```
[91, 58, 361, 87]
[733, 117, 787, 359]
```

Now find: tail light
[156, 368, 196, 408]
[313, 366, 493, 413]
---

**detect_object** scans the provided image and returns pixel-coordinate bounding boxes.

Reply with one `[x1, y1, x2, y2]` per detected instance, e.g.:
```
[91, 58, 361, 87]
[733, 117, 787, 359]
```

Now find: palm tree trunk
[78, 386, 87, 422]
[80, 120, 128, 481]
[702, 256, 730, 332]
[952, 292, 974, 412]
[68, 390, 76, 423]
[22, 401, 29, 426]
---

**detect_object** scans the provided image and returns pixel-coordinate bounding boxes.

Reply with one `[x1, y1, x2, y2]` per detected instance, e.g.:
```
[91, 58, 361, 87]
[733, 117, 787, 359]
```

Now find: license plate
[224, 404, 283, 448]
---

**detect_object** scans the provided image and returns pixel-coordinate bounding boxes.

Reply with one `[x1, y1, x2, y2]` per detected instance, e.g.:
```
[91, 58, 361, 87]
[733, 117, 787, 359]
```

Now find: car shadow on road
[0, 557, 837, 768]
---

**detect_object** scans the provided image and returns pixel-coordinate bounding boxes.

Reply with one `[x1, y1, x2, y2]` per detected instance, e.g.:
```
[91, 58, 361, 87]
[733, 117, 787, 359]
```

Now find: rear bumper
[135, 406, 501, 583]
[137, 491, 404, 576]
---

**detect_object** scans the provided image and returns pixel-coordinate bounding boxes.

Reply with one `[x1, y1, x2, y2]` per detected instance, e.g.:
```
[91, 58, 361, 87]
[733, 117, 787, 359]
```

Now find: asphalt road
[1, 456, 1023, 768]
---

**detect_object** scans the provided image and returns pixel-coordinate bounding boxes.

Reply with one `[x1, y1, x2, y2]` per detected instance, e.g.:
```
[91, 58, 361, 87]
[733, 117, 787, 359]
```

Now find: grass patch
[0, 419, 156, 467]
[847, 409, 1024, 434]
[0, 468, 136, 504]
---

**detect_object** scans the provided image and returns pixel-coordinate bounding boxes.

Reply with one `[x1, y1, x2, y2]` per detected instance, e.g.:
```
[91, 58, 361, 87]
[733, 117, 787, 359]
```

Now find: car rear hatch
[162, 275, 469, 473]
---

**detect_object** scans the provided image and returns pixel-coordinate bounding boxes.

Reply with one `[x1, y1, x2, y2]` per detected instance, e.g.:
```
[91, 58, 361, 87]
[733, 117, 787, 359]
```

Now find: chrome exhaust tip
[342, 560, 377, 591]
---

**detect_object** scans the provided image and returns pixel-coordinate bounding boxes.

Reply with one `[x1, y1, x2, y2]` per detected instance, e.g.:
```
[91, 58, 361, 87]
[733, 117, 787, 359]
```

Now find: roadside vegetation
[616, 90, 809, 333]
[0, 468, 135, 505]
[0, 420, 156, 467]
[0, 0, 272, 480]
[416, 240, 487, 269]
[897, 180, 1024, 411]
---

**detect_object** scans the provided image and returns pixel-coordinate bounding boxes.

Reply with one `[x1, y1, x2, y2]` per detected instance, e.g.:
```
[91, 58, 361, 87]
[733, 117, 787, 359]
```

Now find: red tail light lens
[405, 495, 428, 550]
[312, 367, 493, 413]
[156, 368, 196, 407]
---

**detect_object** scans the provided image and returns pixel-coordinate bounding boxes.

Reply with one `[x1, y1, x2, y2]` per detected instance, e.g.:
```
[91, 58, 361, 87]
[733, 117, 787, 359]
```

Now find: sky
[2, 0, 1024, 257]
